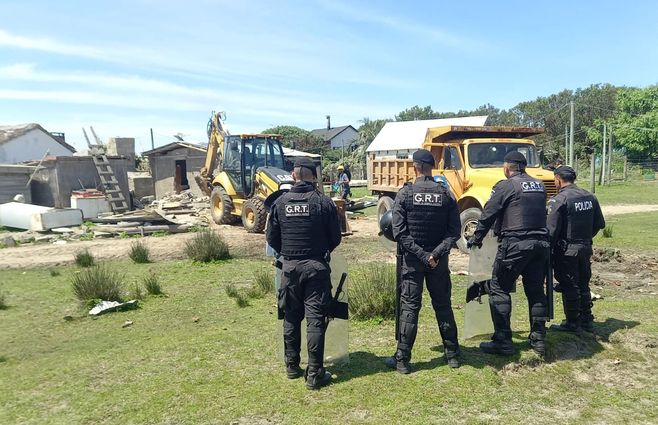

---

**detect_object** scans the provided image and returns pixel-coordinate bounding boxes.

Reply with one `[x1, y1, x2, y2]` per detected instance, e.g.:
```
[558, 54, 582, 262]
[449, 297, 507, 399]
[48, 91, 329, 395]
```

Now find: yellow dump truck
[367, 125, 556, 251]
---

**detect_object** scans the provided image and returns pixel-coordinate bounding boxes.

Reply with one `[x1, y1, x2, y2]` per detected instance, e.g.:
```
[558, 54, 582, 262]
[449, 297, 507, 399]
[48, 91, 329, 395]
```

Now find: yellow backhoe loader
[196, 111, 295, 233]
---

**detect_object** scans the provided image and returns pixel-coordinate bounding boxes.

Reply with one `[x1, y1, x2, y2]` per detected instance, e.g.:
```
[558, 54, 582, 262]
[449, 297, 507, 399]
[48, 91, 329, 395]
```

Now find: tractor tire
[376, 195, 395, 224]
[210, 186, 239, 225]
[242, 198, 267, 233]
[456, 207, 482, 254]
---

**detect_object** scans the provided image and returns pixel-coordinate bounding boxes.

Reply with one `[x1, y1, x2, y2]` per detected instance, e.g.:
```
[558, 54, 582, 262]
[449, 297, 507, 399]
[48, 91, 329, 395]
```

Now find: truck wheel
[377, 195, 394, 223]
[242, 198, 267, 233]
[457, 207, 482, 254]
[210, 186, 239, 225]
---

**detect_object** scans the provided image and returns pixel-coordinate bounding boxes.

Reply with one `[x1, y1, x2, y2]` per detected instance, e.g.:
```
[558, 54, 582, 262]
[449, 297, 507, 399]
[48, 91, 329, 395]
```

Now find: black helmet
[378, 210, 395, 242]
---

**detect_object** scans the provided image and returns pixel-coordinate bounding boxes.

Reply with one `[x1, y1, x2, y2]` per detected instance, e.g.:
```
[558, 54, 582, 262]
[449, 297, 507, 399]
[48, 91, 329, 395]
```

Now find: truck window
[468, 143, 539, 168]
[444, 146, 462, 170]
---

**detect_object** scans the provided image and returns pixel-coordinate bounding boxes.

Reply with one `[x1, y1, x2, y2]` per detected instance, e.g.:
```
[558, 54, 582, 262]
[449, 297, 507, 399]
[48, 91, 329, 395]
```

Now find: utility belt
[499, 234, 549, 242]
[556, 239, 592, 254]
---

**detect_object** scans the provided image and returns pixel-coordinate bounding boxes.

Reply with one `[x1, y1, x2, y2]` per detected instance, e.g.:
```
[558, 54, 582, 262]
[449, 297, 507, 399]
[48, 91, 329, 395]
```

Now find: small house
[0, 123, 75, 163]
[310, 117, 358, 150]
[142, 142, 207, 199]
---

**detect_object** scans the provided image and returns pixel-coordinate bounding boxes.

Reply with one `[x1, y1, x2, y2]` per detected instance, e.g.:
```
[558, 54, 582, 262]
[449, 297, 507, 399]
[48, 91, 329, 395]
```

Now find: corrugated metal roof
[365, 116, 488, 152]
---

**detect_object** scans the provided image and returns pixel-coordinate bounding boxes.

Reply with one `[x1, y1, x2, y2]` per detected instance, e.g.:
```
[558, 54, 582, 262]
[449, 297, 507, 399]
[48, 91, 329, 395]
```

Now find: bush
[248, 268, 275, 298]
[185, 230, 230, 262]
[74, 249, 95, 268]
[71, 265, 124, 303]
[129, 240, 151, 263]
[129, 282, 144, 301]
[50, 269, 61, 277]
[602, 225, 614, 238]
[143, 272, 163, 295]
[349, 263, 397, 320]
[225, 283, 249, 308]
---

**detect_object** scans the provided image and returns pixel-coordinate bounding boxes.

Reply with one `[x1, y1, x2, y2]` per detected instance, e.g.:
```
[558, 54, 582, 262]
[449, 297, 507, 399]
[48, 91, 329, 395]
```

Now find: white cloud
[316, 0, 483, 50]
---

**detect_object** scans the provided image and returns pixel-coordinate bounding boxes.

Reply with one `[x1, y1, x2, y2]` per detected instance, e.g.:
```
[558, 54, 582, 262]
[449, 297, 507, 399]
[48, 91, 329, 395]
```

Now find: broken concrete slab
[0, 202, 83, 231]
[1, 235, 16, 247]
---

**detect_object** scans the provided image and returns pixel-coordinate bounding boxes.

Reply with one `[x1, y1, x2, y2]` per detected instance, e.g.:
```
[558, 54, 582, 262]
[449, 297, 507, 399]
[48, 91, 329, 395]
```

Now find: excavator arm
[196, 111, 228, 195]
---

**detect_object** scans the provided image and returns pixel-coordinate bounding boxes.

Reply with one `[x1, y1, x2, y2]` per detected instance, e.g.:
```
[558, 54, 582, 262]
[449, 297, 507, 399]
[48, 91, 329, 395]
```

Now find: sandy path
[602, 204, 658, 216]
[1, 204, 656, 270]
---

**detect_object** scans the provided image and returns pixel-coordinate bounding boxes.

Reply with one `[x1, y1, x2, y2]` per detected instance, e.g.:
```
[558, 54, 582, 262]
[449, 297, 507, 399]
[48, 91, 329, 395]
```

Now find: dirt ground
[1, 205, 657, 292]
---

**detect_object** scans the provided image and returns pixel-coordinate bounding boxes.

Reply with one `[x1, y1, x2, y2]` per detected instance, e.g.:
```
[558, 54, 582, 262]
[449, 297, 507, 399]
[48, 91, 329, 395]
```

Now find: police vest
[276, 189, 328, 258]
[405, 179, 450, 250]
[563, 187, 597, 242]
[498, 174, 547, 234]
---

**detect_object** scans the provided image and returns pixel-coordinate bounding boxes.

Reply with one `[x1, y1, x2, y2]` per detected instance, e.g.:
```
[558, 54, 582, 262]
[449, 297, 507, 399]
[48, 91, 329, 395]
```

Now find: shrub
[129, 240, 151, 264]
[50, 269, 61, 277]
[349, 262, 397, 320]
[129, 282, 145, 301]
[143, 272, 163, 295]
[602, 225, 614, 238]
[248, 268, 275, 299]
[184, 230, 230, 262]
[71, 265, 124, 303]
[74, 249, 95, 268]
[225, 283, 249, 308]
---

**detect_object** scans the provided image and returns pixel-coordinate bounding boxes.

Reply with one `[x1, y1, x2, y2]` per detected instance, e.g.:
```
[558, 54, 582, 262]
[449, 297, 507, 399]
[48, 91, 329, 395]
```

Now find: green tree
[261, 125, 325, 154]
[611, 85, 658, 158]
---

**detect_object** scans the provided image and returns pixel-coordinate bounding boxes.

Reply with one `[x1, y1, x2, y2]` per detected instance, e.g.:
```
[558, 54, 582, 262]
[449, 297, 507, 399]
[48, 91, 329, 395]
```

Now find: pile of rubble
[0, 190, 211, 247]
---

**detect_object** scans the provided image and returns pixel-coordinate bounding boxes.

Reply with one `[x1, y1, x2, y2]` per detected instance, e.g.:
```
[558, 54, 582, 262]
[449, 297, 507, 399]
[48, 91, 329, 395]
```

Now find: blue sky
[1, 0, 657, 153]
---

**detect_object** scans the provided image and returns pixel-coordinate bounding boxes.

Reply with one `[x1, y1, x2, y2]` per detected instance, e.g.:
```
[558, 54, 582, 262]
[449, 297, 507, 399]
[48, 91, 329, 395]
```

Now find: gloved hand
[466, 237, 482, 250]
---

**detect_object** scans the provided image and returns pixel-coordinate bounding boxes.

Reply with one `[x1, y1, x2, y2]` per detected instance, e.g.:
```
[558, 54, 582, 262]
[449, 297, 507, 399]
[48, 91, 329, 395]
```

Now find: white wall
[330, 127, 359, 149]
[0, 129, 74, 163]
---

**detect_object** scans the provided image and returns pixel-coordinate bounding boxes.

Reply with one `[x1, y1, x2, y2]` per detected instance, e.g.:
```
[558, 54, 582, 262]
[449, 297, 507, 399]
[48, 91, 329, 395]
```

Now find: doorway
[174, 160, 189, 193]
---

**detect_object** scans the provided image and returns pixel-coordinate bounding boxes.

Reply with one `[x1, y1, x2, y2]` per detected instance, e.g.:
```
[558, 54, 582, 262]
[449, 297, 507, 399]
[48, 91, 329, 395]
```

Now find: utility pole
[564, 124, 568, 163]
[150, 128, 155, 150]
[607, 126, 613, 185]
[600, 122, 607, 185]
[590, 149, 596, 193]
[569, 100, 575, 166]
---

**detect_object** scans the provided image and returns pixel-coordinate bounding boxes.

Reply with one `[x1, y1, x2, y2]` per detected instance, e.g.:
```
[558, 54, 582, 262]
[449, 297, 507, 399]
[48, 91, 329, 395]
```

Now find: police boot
[529, 321, 546, 357]
[480, 332, 514, 356]
[581, 320, 594, 333]
[550, 320, 583, 335]
[305, 367, 331, 390]
[286, 363, 303, 379]
[445, 347, 461, 369]
[384, 351, 411, 374]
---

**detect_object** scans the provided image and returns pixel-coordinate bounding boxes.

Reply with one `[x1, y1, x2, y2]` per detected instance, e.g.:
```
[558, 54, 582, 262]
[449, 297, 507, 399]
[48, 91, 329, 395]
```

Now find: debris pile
[0, 189, 211, 247]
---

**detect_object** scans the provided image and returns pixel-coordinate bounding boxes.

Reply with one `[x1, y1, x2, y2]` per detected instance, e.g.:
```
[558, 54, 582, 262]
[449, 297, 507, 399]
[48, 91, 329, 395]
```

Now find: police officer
[547, 166, 605, 333]
[467, 151, 550, 356]
[266, 157, 342, 390]
[384, 149, 461, 372]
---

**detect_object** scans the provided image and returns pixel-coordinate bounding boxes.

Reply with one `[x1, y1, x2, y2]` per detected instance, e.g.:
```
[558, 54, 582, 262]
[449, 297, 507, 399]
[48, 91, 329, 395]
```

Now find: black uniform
[547, 184, 605, 326]
[266, 180, 342, 372]
[470, 171, 550, 347]
[391, 176, 461, 362]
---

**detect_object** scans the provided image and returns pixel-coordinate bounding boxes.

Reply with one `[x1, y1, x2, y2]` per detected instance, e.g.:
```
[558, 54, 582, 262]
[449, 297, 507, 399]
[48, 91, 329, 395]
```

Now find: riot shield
[271, 249, 349, 367]
[463, 232, 497, 339]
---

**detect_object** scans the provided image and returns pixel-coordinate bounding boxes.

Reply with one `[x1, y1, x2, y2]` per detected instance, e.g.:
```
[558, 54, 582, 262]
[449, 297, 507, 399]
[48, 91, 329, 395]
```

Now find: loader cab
[223, 135, 285, 195]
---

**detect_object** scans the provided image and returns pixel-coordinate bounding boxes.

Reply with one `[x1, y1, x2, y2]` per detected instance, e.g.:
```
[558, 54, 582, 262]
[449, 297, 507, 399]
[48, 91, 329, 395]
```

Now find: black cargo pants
[488, 237, 550, 342]
[396, 253, 459, 361]
[278, 258, 332, 370]
[553, 243, 594, 323]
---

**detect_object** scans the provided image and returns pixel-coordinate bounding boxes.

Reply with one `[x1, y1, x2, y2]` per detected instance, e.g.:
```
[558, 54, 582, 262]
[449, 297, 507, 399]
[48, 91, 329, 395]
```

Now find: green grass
[594, 211, 658, 251]
[1, 251, 657, 424]
[589, 180, 658, 205]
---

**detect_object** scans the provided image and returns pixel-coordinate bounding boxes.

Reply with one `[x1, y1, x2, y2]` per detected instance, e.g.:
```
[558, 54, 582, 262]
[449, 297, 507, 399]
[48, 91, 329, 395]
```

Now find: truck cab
[368, 126, 555, 252]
